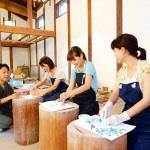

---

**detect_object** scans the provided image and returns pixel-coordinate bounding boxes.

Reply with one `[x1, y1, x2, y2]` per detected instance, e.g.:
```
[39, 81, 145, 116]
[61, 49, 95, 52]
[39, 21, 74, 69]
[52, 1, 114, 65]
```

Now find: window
[36, 15, 45, 29]
[3, 17, 16, 26]
[4, 20, 16, 26]
[56, 0, 67, 18]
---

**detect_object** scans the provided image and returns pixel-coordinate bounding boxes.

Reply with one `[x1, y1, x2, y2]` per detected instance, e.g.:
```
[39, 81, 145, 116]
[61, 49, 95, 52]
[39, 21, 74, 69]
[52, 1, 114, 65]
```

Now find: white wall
[13, 48, 29, 69]
[46, 38, 55, 61]
[31, 44, 37, 65]
[70, 0, 88, 56]
[56, 14, 69, 79]
[37, 41, 45, 79]
[2, 47, 10, 67]
[11, 14, 27, 27]
[92, 0, 117, 88]
[0, 8, 8, 23]
[123, 0, 150, 62]
[45, 1, 54, 30]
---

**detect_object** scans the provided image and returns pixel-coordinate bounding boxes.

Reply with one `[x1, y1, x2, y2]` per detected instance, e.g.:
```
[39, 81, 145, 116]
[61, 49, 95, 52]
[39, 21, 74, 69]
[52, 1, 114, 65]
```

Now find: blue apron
[71, 73, 99, 115]
[119, 82, 150, 150]
[43, 77, 68, 102]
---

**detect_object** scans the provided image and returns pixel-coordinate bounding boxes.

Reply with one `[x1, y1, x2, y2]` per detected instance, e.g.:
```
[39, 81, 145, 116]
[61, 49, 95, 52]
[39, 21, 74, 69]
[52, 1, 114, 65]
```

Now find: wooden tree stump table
[39, 102, 79, 150]
[67, 121, 127, 150]
[13, 95, 43, 145]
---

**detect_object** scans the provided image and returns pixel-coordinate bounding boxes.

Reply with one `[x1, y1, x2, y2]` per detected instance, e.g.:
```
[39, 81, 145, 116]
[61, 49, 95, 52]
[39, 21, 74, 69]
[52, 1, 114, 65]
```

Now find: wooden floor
[0, 128, 39, 150]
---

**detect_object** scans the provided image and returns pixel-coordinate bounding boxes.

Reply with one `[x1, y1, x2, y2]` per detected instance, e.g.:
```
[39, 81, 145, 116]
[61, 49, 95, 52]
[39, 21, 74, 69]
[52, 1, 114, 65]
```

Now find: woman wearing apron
[0, 64, 20, 131]
[100, 33, 150, 150]
[59, 46, 99, 115]
[31, 56, 68, 102]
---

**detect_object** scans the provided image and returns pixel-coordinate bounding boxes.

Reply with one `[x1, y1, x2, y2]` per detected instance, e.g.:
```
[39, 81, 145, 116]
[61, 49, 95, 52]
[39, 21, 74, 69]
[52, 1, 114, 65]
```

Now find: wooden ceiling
[10, 0, 42, 11]
[0, 0, 44, 20]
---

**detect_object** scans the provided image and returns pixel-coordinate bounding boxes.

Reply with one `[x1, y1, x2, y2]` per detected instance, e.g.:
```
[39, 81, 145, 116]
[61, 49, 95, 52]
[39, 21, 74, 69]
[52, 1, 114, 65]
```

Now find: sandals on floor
[0, 128, 9, 132]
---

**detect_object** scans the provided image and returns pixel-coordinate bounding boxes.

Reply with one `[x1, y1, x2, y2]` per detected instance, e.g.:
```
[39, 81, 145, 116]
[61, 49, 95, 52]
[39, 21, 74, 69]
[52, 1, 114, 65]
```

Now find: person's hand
[59, 92, 69, 102]
[21, 90, 30, 95]
[30, 89, 45, 96]
[99, 101, 113, 119]
[11, 93, 20, 99]
[102, 111, 131, 126]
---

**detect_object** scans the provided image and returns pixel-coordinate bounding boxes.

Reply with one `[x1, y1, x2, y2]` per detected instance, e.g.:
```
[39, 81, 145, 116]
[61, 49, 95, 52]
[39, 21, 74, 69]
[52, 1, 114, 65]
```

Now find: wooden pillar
[28, 46, 31, 75]
[67, 0, 71, 78]
[0, 13, 2, 63]
[0, 40, 2, 63]
[8, 11, 13, 71]
[116, 0, 123, 70]
[27, 0, 33, 28]
[87, 0, 92, 61]
[36, 42, 40, 80]
[9, 47, 13, 71]
[43, 4, 46, 56]
[54, 0, 57, 65]
[27, 0, 32, 75]
[117, 0, 122, 36]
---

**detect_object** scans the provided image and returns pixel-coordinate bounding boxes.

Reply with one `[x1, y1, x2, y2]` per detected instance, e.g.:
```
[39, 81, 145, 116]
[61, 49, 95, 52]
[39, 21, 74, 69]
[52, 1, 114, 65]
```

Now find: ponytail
[137, 47, 147, 60]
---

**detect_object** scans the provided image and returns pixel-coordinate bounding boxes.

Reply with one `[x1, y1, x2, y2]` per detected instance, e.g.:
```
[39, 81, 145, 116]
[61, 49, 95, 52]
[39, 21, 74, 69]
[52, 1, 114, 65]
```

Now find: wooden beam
[1, 40, 31, 48]
[0, 25, 55, 37]
[33, 37, 47, 43]
[27, 0, 33, 28]
[0, 0, 36, 19]
[18, 34, 29, 41]
[25, 36, 38, 42]
[117, 0, 122, 36]
[87, 0, 92, 61]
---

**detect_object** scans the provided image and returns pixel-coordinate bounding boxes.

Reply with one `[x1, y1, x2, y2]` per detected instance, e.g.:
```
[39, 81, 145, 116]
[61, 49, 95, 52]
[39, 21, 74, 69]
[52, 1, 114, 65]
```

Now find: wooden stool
[67, 121, 127, 150]
[13, 95, 43, 145]
[39, 102, 79, 150]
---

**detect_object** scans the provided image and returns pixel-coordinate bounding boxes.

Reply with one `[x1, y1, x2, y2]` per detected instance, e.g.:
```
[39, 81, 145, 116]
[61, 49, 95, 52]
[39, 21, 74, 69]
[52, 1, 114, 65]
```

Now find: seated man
[0, 64, 19, 132]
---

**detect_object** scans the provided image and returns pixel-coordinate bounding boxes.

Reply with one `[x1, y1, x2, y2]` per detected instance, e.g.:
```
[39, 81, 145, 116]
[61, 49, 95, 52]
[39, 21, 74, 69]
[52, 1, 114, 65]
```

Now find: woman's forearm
[127, 99, 150, 117]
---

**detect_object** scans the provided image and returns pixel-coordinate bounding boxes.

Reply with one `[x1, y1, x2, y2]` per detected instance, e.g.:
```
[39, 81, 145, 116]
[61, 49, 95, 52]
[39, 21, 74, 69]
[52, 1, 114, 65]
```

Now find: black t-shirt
[0, 82, 14, 117]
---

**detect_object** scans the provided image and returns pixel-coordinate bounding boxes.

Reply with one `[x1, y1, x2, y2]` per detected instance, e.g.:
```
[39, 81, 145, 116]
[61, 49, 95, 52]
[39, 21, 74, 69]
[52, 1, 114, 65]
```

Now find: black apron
[71, 73, 99, 115]
[43, 77, 68, 102]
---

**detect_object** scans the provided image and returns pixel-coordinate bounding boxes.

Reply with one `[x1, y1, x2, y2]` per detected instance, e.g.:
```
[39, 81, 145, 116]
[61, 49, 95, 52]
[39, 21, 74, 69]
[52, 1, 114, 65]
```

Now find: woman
[31, 56, 68, 102]
[60, 46, 99, 115]
[100, 33, 150, 150]
[0, 64, 19, 131]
